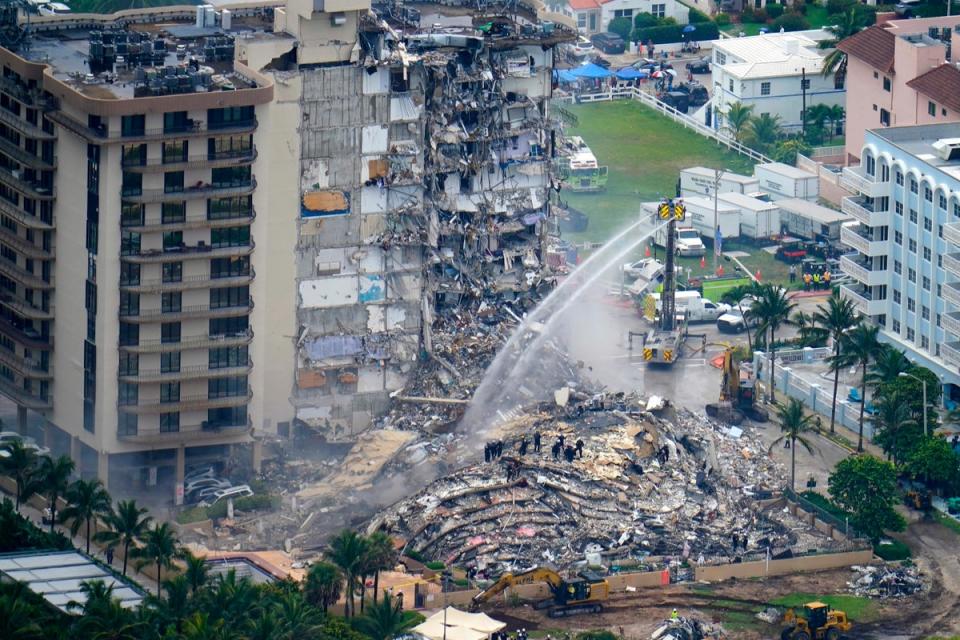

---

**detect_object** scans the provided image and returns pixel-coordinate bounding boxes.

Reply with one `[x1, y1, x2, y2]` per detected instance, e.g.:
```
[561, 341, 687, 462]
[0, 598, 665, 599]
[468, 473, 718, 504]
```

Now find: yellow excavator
[705, 346, 769, 425]
[471, 567, 609, 618]
[781, 602, 852, 640]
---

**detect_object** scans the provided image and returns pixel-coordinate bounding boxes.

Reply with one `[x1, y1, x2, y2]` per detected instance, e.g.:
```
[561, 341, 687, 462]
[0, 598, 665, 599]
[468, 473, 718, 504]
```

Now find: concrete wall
[694, 549, 873, 582]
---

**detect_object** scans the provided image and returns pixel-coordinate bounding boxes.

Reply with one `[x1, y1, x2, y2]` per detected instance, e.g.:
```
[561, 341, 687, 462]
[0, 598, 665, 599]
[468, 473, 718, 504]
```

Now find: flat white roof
[676, 195, 740, 211]
[756, 162, 817, 180]
[714, 31, 830, 79]
[718, 192, 779, 210]
[0, 550, 145, 613]
[681, 166, 758, 184]
[777, 198, 850, 224]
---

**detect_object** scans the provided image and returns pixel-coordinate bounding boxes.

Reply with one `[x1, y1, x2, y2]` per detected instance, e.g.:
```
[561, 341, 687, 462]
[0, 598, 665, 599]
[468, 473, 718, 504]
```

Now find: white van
[650, 291, 729, 323]
[210, 485, 254, 504]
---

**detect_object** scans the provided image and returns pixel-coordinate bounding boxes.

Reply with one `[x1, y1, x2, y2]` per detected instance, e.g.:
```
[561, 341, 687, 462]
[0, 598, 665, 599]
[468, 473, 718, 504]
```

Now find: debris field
[848, 564, 925, 598]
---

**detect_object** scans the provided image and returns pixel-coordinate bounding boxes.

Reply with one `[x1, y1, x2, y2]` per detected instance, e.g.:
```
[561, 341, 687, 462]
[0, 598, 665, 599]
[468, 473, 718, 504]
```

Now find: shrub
[634, 11, 659, 28]
[206, 493, 280, 519]
[576, 632, 618, 640]
[688, 6, 711, 22]
[771, 12, 810, 31]
[633, 22, 719, 44]
[874, 540, 912, 561]
[608, 17, 633, 41]
[715, 12, 731, 25]
[425, 561, 446, 570]
[766, 3, 785, 18]
[826, 0, 855, 15]
[743, 7, 767, 22]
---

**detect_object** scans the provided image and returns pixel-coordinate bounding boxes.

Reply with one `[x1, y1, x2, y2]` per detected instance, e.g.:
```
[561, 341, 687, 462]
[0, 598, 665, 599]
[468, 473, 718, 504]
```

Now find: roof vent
[932, 138, 960, 161]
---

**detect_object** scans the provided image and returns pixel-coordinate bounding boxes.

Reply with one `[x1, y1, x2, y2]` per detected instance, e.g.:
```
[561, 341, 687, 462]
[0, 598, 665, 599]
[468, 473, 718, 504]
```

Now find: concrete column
[810, 384, 821, 412]
[252, 439, 263, 474]
[802, 346, 814, 363]
[175, 446, 185, 506]
[97, 452, 109, 490]
[70, 436, 81, 463]
[780, 366, 792, 396]
[17, 406, 27, 434]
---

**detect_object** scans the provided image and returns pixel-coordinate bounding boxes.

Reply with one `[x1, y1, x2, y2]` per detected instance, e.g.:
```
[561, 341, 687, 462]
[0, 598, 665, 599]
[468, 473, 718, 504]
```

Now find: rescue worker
[803, 272, 812, 291]
[575, 438, 585, 459]
[788, 264, 796, 283]
[812, 272, 821, 290]
[564, 445, 576, 463]
[518, 438, 528, 456]
[484, 442, 491, 463]
[551, 441, 561, 460]
[534, 430, 541, 453]
[670, 608, 679, 621]
[557, 434, 565, 448]
[823, 269, 831, 288]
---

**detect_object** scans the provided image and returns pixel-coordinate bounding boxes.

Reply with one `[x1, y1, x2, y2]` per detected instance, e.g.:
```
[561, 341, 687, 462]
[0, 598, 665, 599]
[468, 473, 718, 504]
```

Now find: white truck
[718, 192, 781, 239]
[649, 221, 707, 256]
[680, 167, 760, 198]
[753, 162, 819, 201]
[645, 197, 739, 250]
[649, 291, 730, 323]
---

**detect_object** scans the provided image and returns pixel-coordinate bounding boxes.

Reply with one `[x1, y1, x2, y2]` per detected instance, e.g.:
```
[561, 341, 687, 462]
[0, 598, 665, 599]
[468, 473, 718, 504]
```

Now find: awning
[413, 607, 507, 640]
[554, 69, 578, 83]
[570, 63, 612, 79]
[615, 67, 647, 80]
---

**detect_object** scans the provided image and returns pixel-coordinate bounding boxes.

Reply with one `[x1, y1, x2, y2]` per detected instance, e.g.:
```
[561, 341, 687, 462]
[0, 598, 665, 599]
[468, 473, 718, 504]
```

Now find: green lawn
[770, 594, 879, 622]
[563, 101, 755, 244]
[721, 5, 835, 35]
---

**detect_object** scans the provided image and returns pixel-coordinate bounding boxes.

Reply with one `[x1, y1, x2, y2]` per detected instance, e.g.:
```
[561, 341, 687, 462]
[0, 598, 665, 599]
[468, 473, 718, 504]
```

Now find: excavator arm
[472, 567, 564, 606]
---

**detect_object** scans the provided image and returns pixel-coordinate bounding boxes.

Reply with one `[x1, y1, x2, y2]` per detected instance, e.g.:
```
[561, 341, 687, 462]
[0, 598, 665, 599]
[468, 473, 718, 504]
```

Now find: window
[929, 101, 937, 117]
[911, 179, 918, 194]
[883, 76, 891, 91]
[651, 3, 665, 17]
[163, 111, 190, 134]
[210, 285, 249, 309]
[164, 171, 184, 194]
[120, 262, 140, 286]
[121, 144, 146, 167]
[118, 352, 138, 377]
[907, 298, 916, 312]
[162, 202, 186, 224]
[939, 255, 943, 267]
[940, 194, 948, 209]
[162, 140, 187, 164]
[118, 413, 137, 436]
[760, 82, 771, 96]
[880, 108, 890, 126]
[121, 172, 142, 197]
[922, 305, 930, 320]
[613, 8, 632, 18]
[121, 114, 145, 137]
[893, 290, 901, 303]
[161, 292, 181, 313]
[577, 13, 585, 28]
[716, 52, 726, 65]
[939, 284, 943, 296]
[209, 406, 246, 428]
[894, 230, 903, 245]
[121, 203, 144, 227]
[118, 382, 138, 406]
[210, 226, 250, 248]
[160, 412, 179, 432]
[908, 267, 916, 282]
[163, 262, 182, 283]
[161, 351, 180, 374]
[119, 322, 139, 347]
[910, 209, 918, 223]
[955, 202, 960, 218]
[923, 275, 931, 290]
[208, 375, 247, 398]
[208, 135, 252, 160]
[211, 256, 250, 279]
[895, 202, 903, 216]
[923, 246, 931, 261]
[896, 171, 904, 186]
[160, 382, 180, 404]
[907, 327, 915, 341]
[207, 106, 254, 130]
[161, 322, 181, 344]
[921, 336, 929, 349]
[728, 79, 734, 92]
[892, 319, 901, 332]
[119, 291, 139, 316]
[210, 316, 247, 337]
[925, 187, 933, 202]
[938, 314, 942, 327]
[909, 238, 917, 253]
[210, 345, 248, 369]
[894, 260, 902, 274]
[208, 196, 252, 220]
[211, 166, 251, 188]
[163, 231, 183, 251]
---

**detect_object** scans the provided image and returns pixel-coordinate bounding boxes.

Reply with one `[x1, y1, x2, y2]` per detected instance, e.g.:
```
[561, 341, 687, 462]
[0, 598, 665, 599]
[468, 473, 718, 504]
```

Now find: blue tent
[554, 69, 579, 83]
[570, 63, 612, 79]
[615, 67, 647, 80]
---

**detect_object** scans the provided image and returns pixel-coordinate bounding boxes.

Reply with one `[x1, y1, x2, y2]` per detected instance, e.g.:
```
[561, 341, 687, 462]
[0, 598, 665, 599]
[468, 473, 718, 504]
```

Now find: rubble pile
[651, 616, 724, 640]
[848, 564, 924, 598]
[369, 401, 843, 573]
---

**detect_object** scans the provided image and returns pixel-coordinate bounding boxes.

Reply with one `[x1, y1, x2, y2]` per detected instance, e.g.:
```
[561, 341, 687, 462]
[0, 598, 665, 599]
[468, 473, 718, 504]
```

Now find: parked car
[570, 36, 594, 58]
[622, 258, 664, 280]
[184, 477, 231, 495]
[685, 57, 711, 74]
[191, 486, 227, 504]
[209, 485, 254, 505]
[590, 32, 625, 55]
[717, 308, 757, 333]
[0, 432, 49, 457]
[184, 465, 218, 483]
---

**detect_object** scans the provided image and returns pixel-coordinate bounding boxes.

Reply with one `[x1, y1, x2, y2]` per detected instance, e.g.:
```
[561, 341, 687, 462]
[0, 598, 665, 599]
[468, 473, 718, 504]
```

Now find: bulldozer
[471, 566, 609, 618]
[781, 602, 852, 640]
[705, 347, 769, 425]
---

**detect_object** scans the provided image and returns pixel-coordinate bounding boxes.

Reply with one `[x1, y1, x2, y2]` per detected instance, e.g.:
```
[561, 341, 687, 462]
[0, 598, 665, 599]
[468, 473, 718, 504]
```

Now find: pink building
[839, 16, 960, 164]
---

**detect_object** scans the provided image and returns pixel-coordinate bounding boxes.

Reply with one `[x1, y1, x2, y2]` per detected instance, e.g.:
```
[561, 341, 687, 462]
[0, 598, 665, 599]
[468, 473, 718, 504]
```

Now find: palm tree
[61, 478, 112, 555]
[826, 105, 845, 140]
[723, 101, 754, 142]
[201, 570, 260, 623]
[273, 591, 323, 638]
[871, 390, 919, 465]
[865, 344, 911, 390]
[304, 561, 342, 613]
[366, 532, 397, 605]
[0, 440, 38, 510]
[68, 580, 144, 640]
[353, 593, 423, 640]
[769, 398, 817, 492]
[836, 323, 881, 451]
[184, 550, 209, 595]
[820, 7, 870, 83]
[95, 499, 152, 578]
[744, 113, 783, 153]
[133, 521, 183, 597]
[181, 611, 237, 640]
[750, 284, 795, 403]
[328, 529, 368, 618]
[720, 281, 764, 352]
[159, 574, 191, 634]
[36, 454, 75, 534]
[813, 292, 858, 434]
[792, 309, 823, 348]
[803, 104, 831, 144]
[0, 587, 45, 640]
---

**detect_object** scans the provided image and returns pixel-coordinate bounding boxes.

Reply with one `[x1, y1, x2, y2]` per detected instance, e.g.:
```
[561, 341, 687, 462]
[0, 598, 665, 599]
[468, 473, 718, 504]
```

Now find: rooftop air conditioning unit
[932, 137, 960, 161]
[331, 12, 346, 26]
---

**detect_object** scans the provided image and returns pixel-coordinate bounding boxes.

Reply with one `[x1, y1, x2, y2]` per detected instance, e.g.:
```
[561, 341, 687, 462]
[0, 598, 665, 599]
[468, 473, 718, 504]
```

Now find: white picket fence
[557, 86, 773, 165]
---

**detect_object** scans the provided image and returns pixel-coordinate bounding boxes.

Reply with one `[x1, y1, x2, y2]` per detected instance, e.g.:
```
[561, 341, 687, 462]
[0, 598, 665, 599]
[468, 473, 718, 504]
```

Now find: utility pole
[801, 67, 807, 137]
[711, 168, 725, 273]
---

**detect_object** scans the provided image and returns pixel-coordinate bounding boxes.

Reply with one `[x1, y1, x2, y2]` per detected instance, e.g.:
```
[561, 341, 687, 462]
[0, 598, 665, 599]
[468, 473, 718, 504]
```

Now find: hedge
[874, 540, 912, 561]
[632, 22, 719, 44]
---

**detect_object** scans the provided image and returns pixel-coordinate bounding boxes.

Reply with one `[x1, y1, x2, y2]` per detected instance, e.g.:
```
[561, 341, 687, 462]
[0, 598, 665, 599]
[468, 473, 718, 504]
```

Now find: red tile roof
[907, 64, 960, 114]
[568, 0, 602, 9]
[837, 25, 896, 73]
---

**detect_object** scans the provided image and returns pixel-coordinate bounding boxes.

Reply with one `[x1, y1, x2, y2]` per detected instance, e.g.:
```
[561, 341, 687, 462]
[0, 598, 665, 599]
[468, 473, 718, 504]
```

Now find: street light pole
[712, 168, 725, 273]
[899, 371, 928, 437]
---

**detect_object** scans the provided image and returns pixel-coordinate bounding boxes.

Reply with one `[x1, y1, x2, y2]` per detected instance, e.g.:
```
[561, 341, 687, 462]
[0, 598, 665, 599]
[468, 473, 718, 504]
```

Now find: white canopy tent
[412, 607, 506, 640]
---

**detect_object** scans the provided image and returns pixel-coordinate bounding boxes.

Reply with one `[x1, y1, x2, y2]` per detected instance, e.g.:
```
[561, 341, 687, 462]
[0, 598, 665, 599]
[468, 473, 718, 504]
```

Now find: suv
[570, 36, 594, 58]
[590, 32, 626, 55]
[685, 56, 710, 74]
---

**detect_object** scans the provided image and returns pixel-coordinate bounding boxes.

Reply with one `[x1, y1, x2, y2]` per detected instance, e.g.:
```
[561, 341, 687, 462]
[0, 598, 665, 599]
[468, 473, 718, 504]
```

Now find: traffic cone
[645, 244, 651, 257]
[700, 256, 706, 269]
[756, 269, 762, 281]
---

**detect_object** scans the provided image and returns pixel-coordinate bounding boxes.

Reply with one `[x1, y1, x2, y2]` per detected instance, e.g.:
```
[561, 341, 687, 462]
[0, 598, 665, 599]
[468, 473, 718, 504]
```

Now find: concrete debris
[848, 564, 924, 598]
[754, 607, 781, 624]
[368, 399, 845, 574]
[651, 616, 724, 640]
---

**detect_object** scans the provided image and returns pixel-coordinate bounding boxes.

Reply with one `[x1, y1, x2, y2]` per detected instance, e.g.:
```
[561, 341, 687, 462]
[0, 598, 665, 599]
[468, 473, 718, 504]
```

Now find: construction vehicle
[904, 489, 932, 512]
[705, 347, 769, 424]
[471, 567, 609, 618]
[780, 602, 852, 640]
[641, 193, 687, 365]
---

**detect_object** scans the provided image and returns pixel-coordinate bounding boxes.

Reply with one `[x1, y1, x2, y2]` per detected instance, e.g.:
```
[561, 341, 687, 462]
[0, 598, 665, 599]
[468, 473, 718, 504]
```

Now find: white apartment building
[711, 31, 844, 133]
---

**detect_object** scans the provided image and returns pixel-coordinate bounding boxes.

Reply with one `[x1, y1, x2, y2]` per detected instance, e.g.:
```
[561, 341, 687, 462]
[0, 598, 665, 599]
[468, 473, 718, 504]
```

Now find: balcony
[120, 241, 254, 264]
[0, 166, 54, 200]
[0, 259, 52, 290]
[116, 417, 251, 444]
[841, 165, 890, 198]
[944, 253, 960, 278]
[123, 210, 255, 234]
[943, 282, 960, 308]
[118, 360, 252, 384]
[118, 391, 252, 415]
[0, 317, 51, 350]
[121, 179, 256, 204]
[0, 376, 50, 410]
[122, 148, 257, 173]
[944, 222, 960, 247]
[0, 224, 52, 259]
[840, 224, 889, 257]
[0, 295, 53, 321]
[840, 196, 888, 227]
[120, 270, 254, 294]
[0, 196, 53, 230]
[942, 311, 960, 337]
[122, 301, 253, 323]
[0, 107, 55, 140]
[48, 111, 258, 143]
[942, 341, 960, 369]
[839, 283, 886, 316]
[0, 347, 50, 379]
[0, 137, 55, 171]
[839, 254, 887, 287]
[119, 329, 253, 354]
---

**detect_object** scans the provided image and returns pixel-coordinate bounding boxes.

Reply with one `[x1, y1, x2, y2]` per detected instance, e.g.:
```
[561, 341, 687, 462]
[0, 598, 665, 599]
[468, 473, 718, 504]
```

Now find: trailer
[680, 167, 760, 198]
[718, 192, 781, 239]
[753, 162, 819, 201]
[776, 198, 851, 241]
